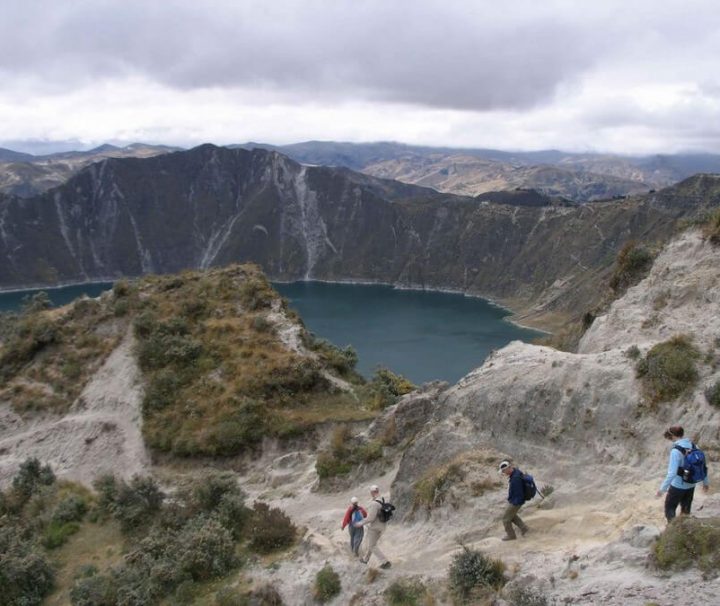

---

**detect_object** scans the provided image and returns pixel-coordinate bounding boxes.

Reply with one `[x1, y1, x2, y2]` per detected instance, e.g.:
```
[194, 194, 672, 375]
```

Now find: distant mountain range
[1, 144, 718, 328]
[0, 143, 180, 197]
[232, 141, 720, 201]
[3, 140, 720, 202]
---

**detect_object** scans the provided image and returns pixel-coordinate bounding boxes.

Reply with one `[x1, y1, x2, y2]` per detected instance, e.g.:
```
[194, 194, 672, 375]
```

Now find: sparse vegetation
[313, 563, 341, 603]
[705, 380, 720, 408]
[652, 516, 720, 572]
[625, 345, 641, 360]
[700, 208, 720, 245]
[636, 335, 700, 402]
[448, 546, 505, 603]
[361, 367, 416, 411]
[0, 289, 122, 415]
[609, 241, 655, 293]
[413, 451, 500, 512]
[505, 586, 552, 606]
[247, 501, 297, 553]
[315, 424, 384, 480]
[385, 577, 432, 605]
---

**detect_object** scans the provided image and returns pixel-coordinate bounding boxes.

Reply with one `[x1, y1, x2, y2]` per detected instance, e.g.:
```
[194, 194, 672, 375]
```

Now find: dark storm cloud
[0, 0, 605, 111]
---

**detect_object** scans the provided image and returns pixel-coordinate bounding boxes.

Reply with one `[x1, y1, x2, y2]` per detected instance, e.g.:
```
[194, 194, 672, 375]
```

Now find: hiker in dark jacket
[341, 496, 367, 556]
[499, 460, 529, 541]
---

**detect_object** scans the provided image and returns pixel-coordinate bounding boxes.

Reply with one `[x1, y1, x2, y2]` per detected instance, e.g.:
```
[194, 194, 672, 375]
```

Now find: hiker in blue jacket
[656, 425, 709, 522]
[499, 460, 529, 541]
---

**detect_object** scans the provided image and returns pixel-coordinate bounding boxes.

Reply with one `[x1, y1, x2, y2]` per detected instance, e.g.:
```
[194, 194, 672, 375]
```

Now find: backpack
[352, 507, 364, 525]
[675, 443, 708, 484]
[375, 498, 396, 523]
[522, 473, 538, 501]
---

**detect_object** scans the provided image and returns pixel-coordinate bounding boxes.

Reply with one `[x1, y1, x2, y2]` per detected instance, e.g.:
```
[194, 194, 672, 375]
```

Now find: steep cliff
[2, 145, 718, 330]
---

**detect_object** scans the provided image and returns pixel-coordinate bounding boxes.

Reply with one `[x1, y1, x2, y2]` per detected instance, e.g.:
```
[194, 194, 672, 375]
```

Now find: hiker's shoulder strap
[673, 444, 687, 454]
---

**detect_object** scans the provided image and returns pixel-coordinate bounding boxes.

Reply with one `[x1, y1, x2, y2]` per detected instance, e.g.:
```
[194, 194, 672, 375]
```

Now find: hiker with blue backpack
[341, 496, 367, 556]
[656, 425, 709, 522]
[499, 460, 536, 541]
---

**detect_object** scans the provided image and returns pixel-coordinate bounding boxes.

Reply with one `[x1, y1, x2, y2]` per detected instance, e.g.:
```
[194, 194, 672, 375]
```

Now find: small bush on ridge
[313, 564, 341, 603]
[636, 335, 699, 403]
[248, 501, 297, 553]
[448, 546, 505, 603]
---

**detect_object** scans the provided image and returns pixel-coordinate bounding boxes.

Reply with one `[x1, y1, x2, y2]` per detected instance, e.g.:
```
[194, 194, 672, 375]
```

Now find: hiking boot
[501, 535, 517, 541]
[380, 561, 392, 569]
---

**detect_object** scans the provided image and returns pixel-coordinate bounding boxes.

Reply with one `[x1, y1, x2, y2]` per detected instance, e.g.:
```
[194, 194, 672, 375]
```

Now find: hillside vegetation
[0, 265, 412, 459]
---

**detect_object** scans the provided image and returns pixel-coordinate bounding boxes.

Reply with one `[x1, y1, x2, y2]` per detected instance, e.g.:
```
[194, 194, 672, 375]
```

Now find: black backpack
[375, 498, 396, 523]
[522, 473, 538, 501]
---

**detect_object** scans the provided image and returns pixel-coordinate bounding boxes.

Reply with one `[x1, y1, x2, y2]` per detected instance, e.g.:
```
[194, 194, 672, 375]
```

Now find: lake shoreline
[0, 274, 550, 334]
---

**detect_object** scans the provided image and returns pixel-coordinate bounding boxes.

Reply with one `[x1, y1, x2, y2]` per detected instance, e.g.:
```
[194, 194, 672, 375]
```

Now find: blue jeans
[349, 525, 364, 555]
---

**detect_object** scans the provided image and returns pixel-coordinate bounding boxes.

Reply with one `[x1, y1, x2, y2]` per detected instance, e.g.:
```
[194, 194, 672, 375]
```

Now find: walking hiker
[499, 460, 530, 541]
[341, 496, 367, 556]
[656, 425, 709, 522]
[355, 485, 392, 568]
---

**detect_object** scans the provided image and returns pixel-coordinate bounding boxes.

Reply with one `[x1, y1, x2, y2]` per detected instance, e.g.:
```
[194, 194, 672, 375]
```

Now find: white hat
[370, 485, 379, 492]
[498, 461, 511, 472]
[350, 496, 358, 504]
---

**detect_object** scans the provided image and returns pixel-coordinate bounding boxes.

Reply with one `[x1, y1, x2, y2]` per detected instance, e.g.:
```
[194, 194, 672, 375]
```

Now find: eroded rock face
[388, 229, 720, 518]
[0, 329, 149, 487]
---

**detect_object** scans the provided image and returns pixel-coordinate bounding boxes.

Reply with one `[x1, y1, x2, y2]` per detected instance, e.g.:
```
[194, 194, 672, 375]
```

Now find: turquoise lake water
[0, 282, 114, 313]
[0, 280, 541, 384]
[274, 282, 541, 384]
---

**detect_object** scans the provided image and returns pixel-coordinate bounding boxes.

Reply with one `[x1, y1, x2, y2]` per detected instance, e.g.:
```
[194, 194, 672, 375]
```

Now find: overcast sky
[1, 0, 719, 154]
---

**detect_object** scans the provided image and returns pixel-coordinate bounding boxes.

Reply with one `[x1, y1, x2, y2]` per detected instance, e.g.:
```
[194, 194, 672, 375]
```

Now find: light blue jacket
[660, 438, 710, 492]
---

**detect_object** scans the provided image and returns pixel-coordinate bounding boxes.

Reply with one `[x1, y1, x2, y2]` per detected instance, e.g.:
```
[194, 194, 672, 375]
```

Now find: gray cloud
[0, 0, 609, 111]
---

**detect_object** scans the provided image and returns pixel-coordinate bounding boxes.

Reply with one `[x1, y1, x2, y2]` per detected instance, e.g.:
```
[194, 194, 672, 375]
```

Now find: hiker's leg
[362, 527, 379, 562]
[512, 508, 529, 533]
[352, 527, 364, 555]
[679, 487, 695, 515]
[665, 486, 682, 521]
[503, 505, 521, 538]
[364, 527, 387, 564]
[348, 527, 355, 551]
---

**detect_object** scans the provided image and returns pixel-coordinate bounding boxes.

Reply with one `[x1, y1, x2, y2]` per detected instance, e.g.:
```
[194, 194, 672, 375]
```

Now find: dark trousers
[664, 485, 695, 521]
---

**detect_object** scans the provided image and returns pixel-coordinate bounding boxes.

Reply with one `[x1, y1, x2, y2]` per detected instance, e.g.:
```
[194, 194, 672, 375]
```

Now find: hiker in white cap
[354, 485, 392, 568]
[499, 460, 530, 541]
[341, 496, 367, 556]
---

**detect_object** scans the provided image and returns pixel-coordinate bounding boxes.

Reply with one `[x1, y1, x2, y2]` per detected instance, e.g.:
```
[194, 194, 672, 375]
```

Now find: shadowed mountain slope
[1, 145, 719, 328]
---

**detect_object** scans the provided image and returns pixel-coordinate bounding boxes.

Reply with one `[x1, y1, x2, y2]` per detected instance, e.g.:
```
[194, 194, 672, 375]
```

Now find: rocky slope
[362, 153, 652, 201]
[2, 145, 719, 330]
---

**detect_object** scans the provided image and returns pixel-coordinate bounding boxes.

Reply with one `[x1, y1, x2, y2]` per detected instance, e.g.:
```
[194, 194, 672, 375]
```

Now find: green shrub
[609, 241, 655, 292]
[175, 516, 236, 580]
[315, 452, 353, 479]
[505, 586, 551, 606]
[625, 345, 641, 360]
[52, 494, 88, 523]
[705, 380, 720, 408]
[0, 530, 55, 605]
[113, 279, 131, 297]
[22, 291, 52, 313]
[363, 368, 416, 411]
[313, 563, 341, 603]
[93, 474, 118, 517]
[42, 520, 81, 548]
[11, 457, 55, 500]
[385, 578, 430, 605]
[448, 546, 505, 602]
[111, 476, 165, 532]
[248, 502, 297, 553]
[636, 335, 700, 402]
[653, 516, 720, 572]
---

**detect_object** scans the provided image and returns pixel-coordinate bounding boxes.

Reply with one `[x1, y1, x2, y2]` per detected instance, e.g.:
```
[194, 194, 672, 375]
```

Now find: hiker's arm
[703, 466, 710, 489]
[357, 503, 377, 526]
[658, 450, 679, 493]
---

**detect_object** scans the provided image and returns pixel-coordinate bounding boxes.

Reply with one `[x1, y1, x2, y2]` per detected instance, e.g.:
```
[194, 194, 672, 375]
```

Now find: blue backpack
[674, 443, 708, 484]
